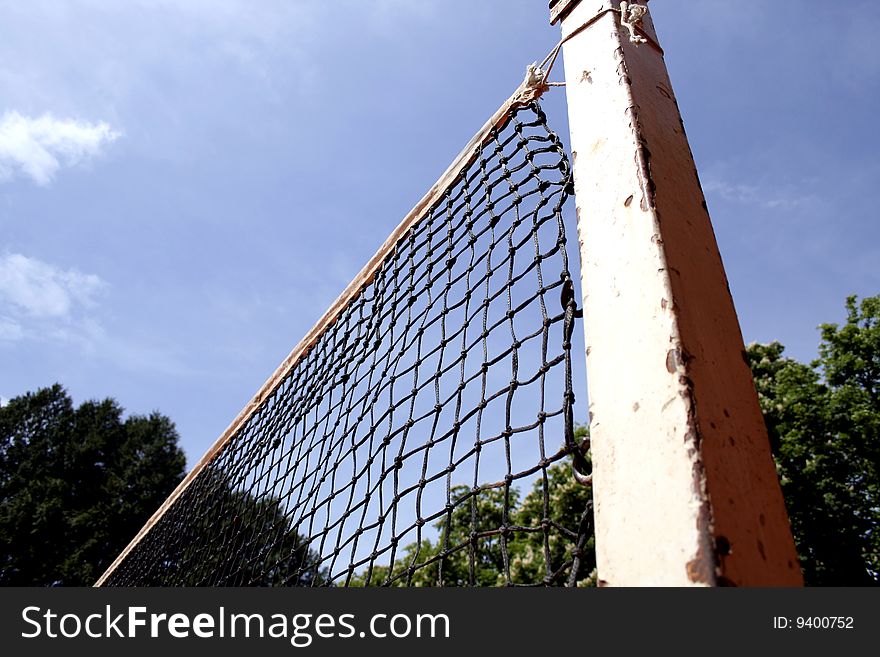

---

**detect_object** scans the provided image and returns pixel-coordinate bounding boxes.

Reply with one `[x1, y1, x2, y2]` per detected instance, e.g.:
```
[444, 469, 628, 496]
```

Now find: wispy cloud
[0, 316, 25, 341]
[702, 176, 817, 211]
[0, 253, 107, 342]
[0, 253, 105, 317]
[0, 111, 120, 185]
[0, 252, 195, 377]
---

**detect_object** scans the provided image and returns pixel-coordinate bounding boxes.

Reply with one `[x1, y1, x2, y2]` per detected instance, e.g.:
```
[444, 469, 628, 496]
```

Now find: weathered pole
[550, 0, 802, 585]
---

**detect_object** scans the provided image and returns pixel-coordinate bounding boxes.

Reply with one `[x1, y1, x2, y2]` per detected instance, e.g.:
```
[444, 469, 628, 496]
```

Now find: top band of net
[97, 73, 592, 587]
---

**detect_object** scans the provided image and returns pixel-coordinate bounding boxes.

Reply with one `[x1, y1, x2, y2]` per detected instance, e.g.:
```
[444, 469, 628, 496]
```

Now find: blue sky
[1, 0, 878, 467]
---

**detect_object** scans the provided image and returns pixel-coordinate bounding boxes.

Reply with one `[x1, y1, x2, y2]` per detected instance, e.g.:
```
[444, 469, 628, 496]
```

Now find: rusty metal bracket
[549, 0, 580, 25]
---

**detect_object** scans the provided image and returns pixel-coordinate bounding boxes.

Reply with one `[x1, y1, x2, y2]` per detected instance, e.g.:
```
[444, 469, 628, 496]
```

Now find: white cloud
[0, 253, 107, 342]
[702, 178, 761, 204]
[702, 176, 816, 211]
[0, 253, 192, 375]
[0, 253, 105, 317]
[0, 111, 120, 185]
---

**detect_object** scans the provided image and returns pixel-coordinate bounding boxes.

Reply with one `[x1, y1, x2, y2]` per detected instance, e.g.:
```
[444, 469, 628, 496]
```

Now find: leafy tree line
[122, 468, 327, 586]
[0, 386, 325, 586]
[0, 384, 186, 585]
[349, 440, 595, 587]
[1, 294, 877, 585]
[747, 295, 879, 585]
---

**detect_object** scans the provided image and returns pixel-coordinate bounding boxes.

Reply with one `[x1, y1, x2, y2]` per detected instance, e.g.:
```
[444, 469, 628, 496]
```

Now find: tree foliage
[746, 295, 879, 585]
[143, 468, 327, 586]
[0, 384, 187, 586]
[351, 426, 595, 587]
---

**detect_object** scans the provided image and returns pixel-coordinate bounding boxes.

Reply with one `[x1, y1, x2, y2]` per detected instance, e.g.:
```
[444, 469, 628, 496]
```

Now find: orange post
[551, 0, 802, 585]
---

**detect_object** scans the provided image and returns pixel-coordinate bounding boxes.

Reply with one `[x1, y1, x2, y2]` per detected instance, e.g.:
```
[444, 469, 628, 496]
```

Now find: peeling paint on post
[552, 0, 802, 586]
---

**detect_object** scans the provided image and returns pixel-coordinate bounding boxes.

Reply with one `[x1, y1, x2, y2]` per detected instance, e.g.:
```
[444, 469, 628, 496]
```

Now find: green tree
[510, 439, 595, 586]
[0, 384, 187, 586]
[747, 295, 879, 585]
[351, 486, 514, 586]
[352, 426, 595, 587]
[134, 469, 328, 587]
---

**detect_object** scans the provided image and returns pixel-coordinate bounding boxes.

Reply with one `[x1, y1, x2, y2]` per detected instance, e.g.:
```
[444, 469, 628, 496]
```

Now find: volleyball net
[96, 70, 593, 587]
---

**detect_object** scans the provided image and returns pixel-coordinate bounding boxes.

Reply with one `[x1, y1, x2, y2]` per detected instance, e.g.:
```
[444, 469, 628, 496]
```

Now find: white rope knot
[620, 1, 648, 45]
[524, 62, 548, 90]
[513, 62, 551, 105]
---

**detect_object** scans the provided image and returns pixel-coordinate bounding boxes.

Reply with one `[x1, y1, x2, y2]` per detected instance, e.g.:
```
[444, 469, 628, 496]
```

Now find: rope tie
[620, 2, 649, 45]
[538, 2, 653, 88]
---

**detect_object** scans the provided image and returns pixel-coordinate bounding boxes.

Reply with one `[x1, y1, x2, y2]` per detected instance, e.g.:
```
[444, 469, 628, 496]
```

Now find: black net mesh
[102, 101, 592, 587]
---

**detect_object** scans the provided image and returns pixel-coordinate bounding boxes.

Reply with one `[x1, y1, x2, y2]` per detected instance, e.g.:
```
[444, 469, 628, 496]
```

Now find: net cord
[94, 69, 551, 587]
